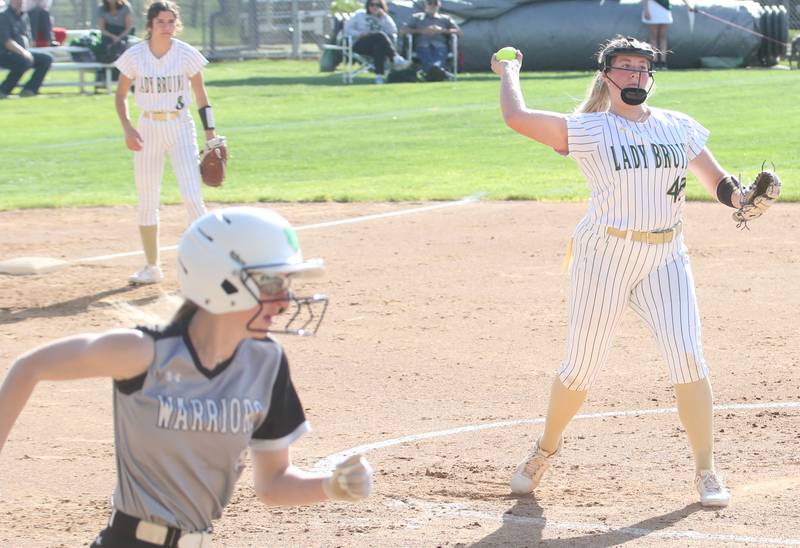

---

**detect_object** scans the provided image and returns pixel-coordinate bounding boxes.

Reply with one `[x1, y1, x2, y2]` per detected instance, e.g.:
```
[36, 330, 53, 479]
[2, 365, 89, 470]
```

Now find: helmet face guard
[600, 45, 656, 106]
[239, 268, 329, 336]
[245, 294, 329, 336]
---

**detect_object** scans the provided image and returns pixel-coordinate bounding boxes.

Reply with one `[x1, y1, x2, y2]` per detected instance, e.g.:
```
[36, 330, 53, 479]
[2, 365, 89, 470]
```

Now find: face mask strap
[604, 66, 655, 106]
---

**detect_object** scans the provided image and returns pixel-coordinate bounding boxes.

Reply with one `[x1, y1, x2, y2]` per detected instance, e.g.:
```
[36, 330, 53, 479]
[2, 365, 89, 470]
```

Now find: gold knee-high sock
[139, 225, 159, 266]
[540, 376, 587, 454]
[674, 377, 715, 472]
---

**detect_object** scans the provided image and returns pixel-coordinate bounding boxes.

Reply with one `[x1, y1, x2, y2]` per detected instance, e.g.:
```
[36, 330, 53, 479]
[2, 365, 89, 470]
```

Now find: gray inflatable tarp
[389, 0, 787, 70]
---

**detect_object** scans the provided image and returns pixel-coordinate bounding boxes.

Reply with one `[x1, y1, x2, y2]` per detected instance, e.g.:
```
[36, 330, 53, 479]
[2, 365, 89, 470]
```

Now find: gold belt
[606, 221, 682, 244]
[143, 111, 181, 121]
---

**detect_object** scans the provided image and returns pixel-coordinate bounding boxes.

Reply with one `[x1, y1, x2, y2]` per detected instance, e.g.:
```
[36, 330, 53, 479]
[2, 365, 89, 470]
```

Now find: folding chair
[405, 32, 458, 80]
[322, 12, 400, 83]
[344, 35, 378, 83]
[323, 34, 361, 84]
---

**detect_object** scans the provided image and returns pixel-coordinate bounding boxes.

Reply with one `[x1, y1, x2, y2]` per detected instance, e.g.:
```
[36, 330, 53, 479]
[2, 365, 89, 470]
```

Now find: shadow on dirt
[0, 286, 160, 325]
[471, 499, 703, 547]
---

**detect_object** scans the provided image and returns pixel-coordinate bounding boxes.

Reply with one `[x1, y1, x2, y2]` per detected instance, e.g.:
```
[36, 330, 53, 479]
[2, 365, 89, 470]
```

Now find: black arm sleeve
[716, 175, 740, 208]
[251, 352, 307, 441]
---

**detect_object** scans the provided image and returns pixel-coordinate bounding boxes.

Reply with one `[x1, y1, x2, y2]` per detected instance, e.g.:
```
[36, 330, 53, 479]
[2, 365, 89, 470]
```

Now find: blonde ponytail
[575, 72, 610, 113]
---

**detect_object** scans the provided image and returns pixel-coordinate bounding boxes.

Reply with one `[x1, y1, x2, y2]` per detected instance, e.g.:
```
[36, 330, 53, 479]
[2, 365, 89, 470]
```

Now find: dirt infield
[1, 201, 799, 547]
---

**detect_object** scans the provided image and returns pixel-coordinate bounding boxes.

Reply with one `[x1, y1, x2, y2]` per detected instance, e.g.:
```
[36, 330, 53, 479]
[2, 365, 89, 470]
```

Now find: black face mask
[605, 66, 654, 105]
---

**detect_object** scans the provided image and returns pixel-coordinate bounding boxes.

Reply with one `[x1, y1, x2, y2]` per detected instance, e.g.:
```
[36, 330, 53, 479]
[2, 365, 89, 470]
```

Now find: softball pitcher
[0, 208, 372, 547]
[492, 36, 778, 507]
[114, 1, 218, 285]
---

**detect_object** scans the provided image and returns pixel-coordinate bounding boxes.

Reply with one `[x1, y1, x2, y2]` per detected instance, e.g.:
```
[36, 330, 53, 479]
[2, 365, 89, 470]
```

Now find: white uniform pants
[558, 219, 708, 391]
[134, 113, 207, 226]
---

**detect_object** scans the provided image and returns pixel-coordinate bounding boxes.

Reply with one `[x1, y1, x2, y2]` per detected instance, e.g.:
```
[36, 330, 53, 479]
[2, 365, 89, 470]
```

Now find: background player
[491, 36, 777, 507]
[0, 207, 373, 546]
[642, 0, 672, 69]
[114, 1, 217, 285]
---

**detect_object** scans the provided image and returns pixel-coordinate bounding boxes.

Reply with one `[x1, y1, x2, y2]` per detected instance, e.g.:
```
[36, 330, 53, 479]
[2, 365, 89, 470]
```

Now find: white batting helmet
[177, 207, 324, 315]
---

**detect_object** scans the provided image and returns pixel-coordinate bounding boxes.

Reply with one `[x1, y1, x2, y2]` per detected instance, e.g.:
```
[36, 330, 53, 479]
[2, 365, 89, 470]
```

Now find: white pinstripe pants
[133, 114, 207, 226]
[558, 219, 709, 391]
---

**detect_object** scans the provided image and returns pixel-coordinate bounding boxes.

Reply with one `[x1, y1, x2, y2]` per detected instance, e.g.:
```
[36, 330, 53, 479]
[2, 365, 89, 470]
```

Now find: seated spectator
[344, 0, 409, 84]
[402, 0, 460, 81]
[0, 0, 52, 98]
[26, 0, 55, 47]
[97, 0, 133, 65]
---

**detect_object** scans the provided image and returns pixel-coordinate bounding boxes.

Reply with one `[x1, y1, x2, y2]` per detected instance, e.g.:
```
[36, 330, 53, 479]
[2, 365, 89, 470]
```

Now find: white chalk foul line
[393, 499, 800, 546]
[314, 401, 800, 546]
[313, 400, 800, 471]
[70, 194, 484, 265]
[294, 194, 483, 231]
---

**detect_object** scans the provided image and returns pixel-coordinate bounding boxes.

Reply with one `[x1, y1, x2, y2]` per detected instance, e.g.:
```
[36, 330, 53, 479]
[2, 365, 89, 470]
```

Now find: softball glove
[733, 170, 781, 225]
[200, 136, 227, 187]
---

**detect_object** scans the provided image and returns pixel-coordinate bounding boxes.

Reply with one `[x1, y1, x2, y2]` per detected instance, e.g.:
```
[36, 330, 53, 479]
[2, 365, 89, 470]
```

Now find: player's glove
[200, 136, 227, 187]
[733, 170, 781, 226]
[322, 454, 373, 502]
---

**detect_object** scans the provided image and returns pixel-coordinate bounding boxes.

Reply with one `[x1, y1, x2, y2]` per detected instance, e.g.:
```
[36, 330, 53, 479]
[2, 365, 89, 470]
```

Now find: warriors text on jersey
[112, 317, 309, 532]
[114, 39, 208, 112]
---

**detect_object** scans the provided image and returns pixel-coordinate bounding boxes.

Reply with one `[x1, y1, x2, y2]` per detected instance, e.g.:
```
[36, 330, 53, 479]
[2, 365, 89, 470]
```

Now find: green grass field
[0, 60, 797, 210]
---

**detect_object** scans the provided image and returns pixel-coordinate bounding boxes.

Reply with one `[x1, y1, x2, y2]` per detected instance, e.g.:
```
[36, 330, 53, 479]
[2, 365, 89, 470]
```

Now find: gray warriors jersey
[112, 317, 309, 532]
[566, 108, 708, 231]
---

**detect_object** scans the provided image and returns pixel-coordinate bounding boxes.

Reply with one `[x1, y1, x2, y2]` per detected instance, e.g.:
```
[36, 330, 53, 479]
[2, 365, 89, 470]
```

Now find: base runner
[0, 208, 373, 547]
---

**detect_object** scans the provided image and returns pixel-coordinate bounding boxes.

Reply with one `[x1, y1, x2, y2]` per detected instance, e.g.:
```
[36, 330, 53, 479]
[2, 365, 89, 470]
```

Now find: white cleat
[392, 54, 411, 70]
[510, 437, 562, 494]
[695, 469, 730, 507]
[128, 264, 164, 285]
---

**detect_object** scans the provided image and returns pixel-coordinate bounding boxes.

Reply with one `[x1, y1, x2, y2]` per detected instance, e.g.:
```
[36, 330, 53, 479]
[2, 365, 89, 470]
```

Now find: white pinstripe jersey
[114, 39, 208, 112]
[566, 108, 709, 231]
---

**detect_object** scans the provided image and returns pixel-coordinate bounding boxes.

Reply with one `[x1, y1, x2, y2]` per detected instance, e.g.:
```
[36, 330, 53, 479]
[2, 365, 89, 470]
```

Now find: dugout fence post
[292, 0, 301, 58]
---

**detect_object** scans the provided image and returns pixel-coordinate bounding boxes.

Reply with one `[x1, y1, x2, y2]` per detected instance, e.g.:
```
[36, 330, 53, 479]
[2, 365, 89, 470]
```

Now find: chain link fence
[41, 0, 799, 60]
[47, 0, 335, 59]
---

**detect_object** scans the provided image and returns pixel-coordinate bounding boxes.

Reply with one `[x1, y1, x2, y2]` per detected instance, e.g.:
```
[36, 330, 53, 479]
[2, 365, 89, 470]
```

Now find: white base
[0, 257, 68, 275]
